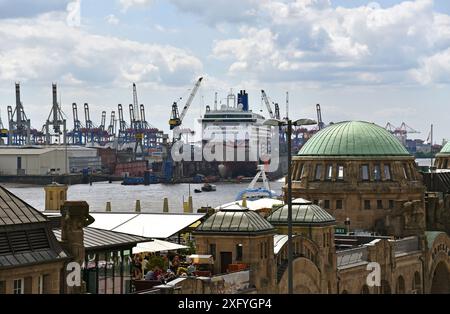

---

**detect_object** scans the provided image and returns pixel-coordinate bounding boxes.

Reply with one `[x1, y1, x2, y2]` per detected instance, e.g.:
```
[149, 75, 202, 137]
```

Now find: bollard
[242, 195, 247, 208]
[106, 201, 111, 212]
[188, 196, 193, 213]
[135, 200, 141, 213]
[163, 198, 169, 213]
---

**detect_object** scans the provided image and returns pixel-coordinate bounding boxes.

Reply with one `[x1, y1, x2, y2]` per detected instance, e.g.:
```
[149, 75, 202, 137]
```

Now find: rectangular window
[403, 164, 408, 179]
[38, 276, 43, 294]
[389, 200, 395, 209]
[296, 164, 304, 181]
[324, 200, 330, 209]
[13, 279, 23, 295]
[236, 244, 243, 261]
[336, 200, 343, 210]
[337, 165, 344, 180]
[315, 164, 323, 181]
[264, 242, 268, 259]
[325, 164, 333, 180]
[364, 200, 371, 210]
[374, 164, 381, 181]
[384, 164, 392, 181]
[361, 165, 369, 181]
[209, 244, 216, 259]
[377, 200, 383, 209]
[260, 243, 263, 259]
[0, 281, 5, 294]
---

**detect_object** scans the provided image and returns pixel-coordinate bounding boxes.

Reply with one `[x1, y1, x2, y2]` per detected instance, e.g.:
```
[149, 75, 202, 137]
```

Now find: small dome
[195, 204, 275, 234]
[298, 121, 410, 157]
[267, 203, 336, 226]
[438, 142, 450, 156]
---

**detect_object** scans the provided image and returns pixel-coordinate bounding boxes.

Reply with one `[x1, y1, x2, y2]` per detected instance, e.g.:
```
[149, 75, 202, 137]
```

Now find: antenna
[286, 91, 289, 120]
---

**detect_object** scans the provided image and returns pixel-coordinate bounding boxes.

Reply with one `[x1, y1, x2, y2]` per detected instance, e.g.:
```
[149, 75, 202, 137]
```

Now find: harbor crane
[261, 90, 275, 119]
[130, 83, 144, 160]
[169, 77, 203, 131]
[385, 122, 420, 145]
[0, 109, 7, 139]
[316, 104, 324, 130]
[67, 103, 83, 145]
[44, 83, 67, 144]
[7, 83, 43, 145]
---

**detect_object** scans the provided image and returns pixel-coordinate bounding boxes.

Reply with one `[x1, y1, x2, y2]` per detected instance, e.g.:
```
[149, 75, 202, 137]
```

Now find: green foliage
[146, 255, 166, 271]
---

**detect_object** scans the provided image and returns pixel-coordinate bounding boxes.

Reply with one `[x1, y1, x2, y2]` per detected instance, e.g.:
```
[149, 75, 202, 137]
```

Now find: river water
[6, 181, 285, 214]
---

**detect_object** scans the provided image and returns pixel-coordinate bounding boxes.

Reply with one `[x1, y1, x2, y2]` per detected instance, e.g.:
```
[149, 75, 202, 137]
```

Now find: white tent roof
[90, 212, 205, 239]
[132, 240, 188, 254]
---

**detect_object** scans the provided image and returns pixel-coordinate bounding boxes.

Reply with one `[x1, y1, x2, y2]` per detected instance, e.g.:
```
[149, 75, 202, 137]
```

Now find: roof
[53, 227, 148, 251]
[438, 142, 450, 155]
[298, 121, 411, 157]
[273, 234, 297, 255]
[425, 231, 446, 249]
[0, 185, 47, 226]
[267, 203, 336, 226]
[195, 204, 275, 235]
[132, 240, 188, 254]
[89, 212, 205, 239]
[215, 198, 284, 212]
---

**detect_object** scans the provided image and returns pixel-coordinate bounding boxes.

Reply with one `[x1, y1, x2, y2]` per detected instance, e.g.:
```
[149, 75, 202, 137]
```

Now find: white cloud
[0, 13, 203, 87]
[105, 14, 120, 25]
[119, 0, 153, 12]
[175, 0, 450, 86]
[0, 0, 71, 19]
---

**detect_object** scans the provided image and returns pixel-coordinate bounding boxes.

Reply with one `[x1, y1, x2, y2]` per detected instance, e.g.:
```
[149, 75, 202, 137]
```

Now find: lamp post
[345, 217, 351, 235]
[264, 117, 316, 294]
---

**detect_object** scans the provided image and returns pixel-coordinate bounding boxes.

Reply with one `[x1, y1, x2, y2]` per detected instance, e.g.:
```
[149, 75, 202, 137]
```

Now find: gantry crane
[44, 83, 67, 144]
[316, 104, 324, 130]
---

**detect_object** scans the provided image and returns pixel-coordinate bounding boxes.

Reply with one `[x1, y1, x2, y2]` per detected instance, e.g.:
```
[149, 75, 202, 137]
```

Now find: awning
[90, 212, 205, 239]
[132, 239, 188, 254]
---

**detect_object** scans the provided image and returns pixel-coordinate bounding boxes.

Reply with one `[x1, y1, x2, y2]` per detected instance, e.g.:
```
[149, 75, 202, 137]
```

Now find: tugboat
[201, 183, 217, 192]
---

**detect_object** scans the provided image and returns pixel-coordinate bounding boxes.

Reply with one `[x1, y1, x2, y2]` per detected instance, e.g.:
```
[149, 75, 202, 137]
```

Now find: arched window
[396, 276, 405, 294]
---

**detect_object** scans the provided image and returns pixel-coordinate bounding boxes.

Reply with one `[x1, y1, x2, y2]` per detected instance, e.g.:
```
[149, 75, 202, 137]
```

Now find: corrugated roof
[195, 204, 275, 234]
[53, 227, 149, 250]
[298, 121, 410, 157]
[0, 185, 47, 226]
[267, 204, 336, 225]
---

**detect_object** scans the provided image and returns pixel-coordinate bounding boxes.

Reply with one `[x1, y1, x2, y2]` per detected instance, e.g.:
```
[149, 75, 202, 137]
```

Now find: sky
[0, 0, 449, 143]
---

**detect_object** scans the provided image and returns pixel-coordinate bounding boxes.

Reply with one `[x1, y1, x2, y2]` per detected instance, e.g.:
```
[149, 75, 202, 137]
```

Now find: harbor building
[0, 146, 101, 176]
[435, 142, 450, 170]
[289, 121, 425, 235]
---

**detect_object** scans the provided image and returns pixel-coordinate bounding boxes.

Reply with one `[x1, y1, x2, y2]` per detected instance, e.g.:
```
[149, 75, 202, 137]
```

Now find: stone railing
[336, 247, 368, 268]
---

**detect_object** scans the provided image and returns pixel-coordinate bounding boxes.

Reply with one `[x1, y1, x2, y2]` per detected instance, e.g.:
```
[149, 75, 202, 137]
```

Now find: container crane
[316, 104, 324, 130]
[107, 111, 116, 140]
[0, 109, 7, 138]
[44, 83, 67, 144]
[274, 103, 280, 120]
[67, 103, 83, 145]
[169, 77, 203, 130]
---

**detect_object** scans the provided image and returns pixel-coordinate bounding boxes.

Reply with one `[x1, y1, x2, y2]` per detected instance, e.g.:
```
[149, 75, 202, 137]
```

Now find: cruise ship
[198, 90, 287, 178]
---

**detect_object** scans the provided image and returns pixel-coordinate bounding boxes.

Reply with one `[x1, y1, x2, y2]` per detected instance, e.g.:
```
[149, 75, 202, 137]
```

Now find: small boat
[201, 183, 216, 192]
[235, 165, 279, 201]
[194, 189, 202, 193]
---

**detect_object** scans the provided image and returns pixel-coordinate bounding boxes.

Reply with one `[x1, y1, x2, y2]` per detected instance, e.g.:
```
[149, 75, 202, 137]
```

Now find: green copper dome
[438, 142, 450, 155]
[298, 121, 410, 157]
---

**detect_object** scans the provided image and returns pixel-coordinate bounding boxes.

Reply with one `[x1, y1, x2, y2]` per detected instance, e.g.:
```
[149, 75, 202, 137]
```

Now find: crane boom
[179, 77, 203, 122]
[169, 77, 203, 130]
[133, 83, 139, 122]
[261, 90, 275, 119]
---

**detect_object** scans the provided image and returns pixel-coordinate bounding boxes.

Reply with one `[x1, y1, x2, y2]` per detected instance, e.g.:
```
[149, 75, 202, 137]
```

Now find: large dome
[298, 121, 410, 157]
[438, 142, 450, 155]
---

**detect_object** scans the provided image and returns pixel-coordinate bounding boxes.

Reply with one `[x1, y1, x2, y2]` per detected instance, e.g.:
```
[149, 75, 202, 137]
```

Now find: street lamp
[264, 117, 316, 294]
[345, 217, 351, 235]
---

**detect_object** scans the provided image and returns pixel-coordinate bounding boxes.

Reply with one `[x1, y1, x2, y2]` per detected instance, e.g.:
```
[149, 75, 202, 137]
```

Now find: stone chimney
[61, 201, 95, 294]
